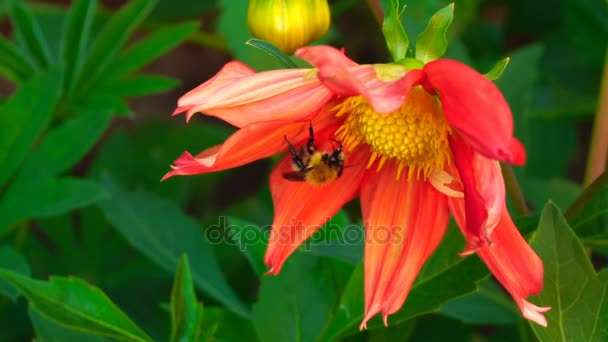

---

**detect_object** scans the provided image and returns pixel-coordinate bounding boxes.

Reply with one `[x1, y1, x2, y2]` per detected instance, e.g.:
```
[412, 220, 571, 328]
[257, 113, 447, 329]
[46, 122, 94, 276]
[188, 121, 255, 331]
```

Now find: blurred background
[0, 0, 606, 341]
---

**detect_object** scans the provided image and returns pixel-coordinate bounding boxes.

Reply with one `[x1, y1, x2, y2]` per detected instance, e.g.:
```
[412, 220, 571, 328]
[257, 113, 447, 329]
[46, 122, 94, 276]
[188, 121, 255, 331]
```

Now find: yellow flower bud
[248, 0, 330, 55]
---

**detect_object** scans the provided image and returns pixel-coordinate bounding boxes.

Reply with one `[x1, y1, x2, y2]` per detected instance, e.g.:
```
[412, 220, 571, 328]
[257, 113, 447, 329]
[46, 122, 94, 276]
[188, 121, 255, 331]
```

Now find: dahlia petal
[162, 106, 341, 180]
[449, 200, 549, 325]
[449, 135, 490, 251]
[174, 61, 332, 127]
[296, 45, 424, 114]
[359, 162, 449, 329]
[264, 146, 369, 274]
[423, 59, 524, 165]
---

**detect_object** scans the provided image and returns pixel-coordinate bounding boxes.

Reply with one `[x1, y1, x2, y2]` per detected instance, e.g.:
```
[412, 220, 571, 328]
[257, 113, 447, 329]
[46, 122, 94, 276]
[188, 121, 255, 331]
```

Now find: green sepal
[394, 57, 425, 70]
[382, 0, 410, 61]
[246, 38, 298, 68]
[484, 57, 510, 80]
[415, 3, 454, 63]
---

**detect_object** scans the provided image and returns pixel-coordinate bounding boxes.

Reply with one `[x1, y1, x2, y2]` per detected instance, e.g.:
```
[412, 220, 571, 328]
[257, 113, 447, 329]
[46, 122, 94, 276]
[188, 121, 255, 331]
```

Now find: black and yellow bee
[283, 125, 345, 185]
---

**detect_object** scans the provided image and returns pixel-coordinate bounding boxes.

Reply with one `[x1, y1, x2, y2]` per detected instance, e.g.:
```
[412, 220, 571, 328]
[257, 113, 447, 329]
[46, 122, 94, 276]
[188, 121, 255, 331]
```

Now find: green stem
[367, 0, 385, 24]
[583, 49, 608, 186]
[565, 169, 608, 221]
[500, 163, 529, 216]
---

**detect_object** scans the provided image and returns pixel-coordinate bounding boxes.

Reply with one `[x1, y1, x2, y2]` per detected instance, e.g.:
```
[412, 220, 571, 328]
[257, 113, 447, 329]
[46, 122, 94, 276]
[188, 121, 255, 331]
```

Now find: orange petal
[450, 134, 506, 252]
[423, 59, 525, 165]
[359, 162, 449, 329]
[174, 61, 333, 127]
[264, 146, 369, 274]
[162, 105, 341, 180]
[449, 200, 549, 326]
[295, 45, 424, 114]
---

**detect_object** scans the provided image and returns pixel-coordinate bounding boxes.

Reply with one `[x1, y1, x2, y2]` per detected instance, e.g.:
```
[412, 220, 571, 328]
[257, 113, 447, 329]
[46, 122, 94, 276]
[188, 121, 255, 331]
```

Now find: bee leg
[306, 123, 315, 154]
[284, 136, 307, 171]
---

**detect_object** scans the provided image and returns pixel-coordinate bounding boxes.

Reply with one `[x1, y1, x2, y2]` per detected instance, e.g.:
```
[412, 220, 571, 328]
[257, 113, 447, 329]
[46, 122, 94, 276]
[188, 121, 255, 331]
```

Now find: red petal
[449, 135, 489, 251]
[296, 45, 424, 114]
[359, 162, 449, 329]
[264, 146, 369, 274]
[162, 106, 341, 180]
[174, 61, 333, 127]
[449, 200, 549, 326]
[423, 59, 525, 165]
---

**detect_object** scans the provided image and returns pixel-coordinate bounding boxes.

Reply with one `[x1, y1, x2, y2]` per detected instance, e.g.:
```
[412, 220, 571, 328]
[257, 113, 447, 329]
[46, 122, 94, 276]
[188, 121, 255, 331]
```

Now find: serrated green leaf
[75, 0, 157, 92]
[323, 225, 489, 339]
[61, 0, 97, 93]
[30, 307, 112, 342]
[484, 57, 510, 80]
[415, 3, 454, 63]
[170, 254, 204, 342]
[9, 0, 53, 68]
[98, 176, 250, 318]
[97, 75, 179, 98]
[245, 38, 298, 68]
[0, 35, 36, 82]
[529, 202, 608, 341]
[101, 21, 199, 81]
[0, 247, 30, 301]
[0, 109, 112, 231]
[0, 70, 62, 188]
[0, 269, 153, 341]
[382, 0, 410, 61]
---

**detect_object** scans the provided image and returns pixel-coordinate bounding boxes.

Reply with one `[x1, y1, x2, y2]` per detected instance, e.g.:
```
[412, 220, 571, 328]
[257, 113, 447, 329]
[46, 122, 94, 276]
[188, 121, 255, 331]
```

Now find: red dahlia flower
[163, 45, 549, 327]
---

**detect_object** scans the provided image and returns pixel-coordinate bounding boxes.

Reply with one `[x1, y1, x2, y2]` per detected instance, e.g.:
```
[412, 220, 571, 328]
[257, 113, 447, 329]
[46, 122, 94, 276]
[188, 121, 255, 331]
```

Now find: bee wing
[282, 171, 307, 182]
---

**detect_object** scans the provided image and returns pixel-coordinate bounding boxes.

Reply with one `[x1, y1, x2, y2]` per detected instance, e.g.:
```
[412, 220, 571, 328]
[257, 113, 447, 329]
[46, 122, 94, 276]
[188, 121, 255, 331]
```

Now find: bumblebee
[283, 125, 345, 185]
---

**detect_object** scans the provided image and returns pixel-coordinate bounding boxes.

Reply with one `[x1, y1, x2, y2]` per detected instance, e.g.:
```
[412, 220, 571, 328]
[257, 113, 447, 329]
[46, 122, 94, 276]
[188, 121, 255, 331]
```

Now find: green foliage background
[0, 0, 606, 340]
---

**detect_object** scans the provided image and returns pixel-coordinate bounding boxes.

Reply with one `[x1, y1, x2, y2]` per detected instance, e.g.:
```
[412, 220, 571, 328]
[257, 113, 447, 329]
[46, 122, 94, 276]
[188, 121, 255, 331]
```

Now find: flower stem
[500, 163, 529, 216]
[583, 49, 608, 186]
[565, 169, 608, 221]
[367, 0, 385, 24]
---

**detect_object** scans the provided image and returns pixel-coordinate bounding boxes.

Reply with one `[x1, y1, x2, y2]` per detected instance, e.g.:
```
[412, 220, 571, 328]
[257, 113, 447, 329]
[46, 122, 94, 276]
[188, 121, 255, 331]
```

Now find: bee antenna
[329, 138, 343, 150]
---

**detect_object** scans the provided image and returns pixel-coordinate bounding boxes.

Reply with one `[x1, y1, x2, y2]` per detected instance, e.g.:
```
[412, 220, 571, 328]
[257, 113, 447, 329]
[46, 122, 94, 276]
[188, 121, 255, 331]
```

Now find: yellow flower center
[334, 86, 452, 180]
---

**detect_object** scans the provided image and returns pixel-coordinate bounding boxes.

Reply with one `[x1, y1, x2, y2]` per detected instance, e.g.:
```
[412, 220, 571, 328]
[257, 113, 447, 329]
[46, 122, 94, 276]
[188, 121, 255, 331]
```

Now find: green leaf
[382, 0, 410, 61]
[202, 307, 258, 342]
[0, 247, 30, 301]
[245, 38, 298, 68]
[30, 307, 112, 342]
[0, 36, 36, 82]
[61, 0, 97, 93]
[170, 254, 204, 342]
[98, 75, 179, 98]
[0, 269, 153, 341]
[29, 178, 108, 218]
[0, 109, 112, 231]
[75, 0, 157, 91]
[102, 21, 199, 81]
[98, 176, 250, 318]
[415, 3, 454, 63]
[0, 70, 62, 188]
[252, 253, 338, 342]
[323, 225, 489, 339]
[226, 217, 268, 276]
[484, 57, 510, 80]
[9, 0, 53, 68]
[439, 278, 520, 325]
[529, 202, 608, 341]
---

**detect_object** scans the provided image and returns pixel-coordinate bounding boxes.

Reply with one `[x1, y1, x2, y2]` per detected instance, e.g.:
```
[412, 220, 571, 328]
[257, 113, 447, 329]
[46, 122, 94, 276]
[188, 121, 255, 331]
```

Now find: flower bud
[248, 0, 330, 55]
